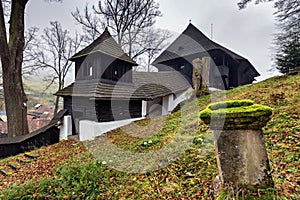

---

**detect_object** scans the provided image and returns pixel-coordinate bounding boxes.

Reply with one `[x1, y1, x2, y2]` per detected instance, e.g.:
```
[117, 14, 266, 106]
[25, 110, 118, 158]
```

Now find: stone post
[192, 58, 202, 97]
[199, 100, 273, 189]
[192, 57, 210, 97]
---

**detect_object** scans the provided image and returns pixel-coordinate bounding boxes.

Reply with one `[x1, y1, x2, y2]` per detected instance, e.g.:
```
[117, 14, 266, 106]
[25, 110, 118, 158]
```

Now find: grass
[0, 73, 299, 199]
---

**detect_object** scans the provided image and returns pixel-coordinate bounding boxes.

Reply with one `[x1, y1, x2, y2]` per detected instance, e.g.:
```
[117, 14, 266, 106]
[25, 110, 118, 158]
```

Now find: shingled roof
[55, 71, 190, 100]
[133, 71, 190, 99]
[152, 23, 257, 71]
[70, 28, 137, 65]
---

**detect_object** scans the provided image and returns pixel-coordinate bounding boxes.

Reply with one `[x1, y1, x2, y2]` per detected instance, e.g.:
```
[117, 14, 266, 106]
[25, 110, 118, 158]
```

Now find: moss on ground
[208, 99, 254, 110]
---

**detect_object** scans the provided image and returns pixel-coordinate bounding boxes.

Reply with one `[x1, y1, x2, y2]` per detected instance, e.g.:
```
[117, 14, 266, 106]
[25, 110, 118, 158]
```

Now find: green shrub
[0, 158, 106, 199]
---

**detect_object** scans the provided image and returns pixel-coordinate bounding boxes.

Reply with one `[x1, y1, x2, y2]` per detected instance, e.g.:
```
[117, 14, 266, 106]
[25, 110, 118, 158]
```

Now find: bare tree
[72, 4, 103, 43]
[0, 27, 38, 79]
[0, 0, 62, 137]
[72, 0, 166, 61]
[137, 28, 172, 71]
[23, 26, 40, 76]
[0, 0, 30, 137]
[26, 21, 83, 114]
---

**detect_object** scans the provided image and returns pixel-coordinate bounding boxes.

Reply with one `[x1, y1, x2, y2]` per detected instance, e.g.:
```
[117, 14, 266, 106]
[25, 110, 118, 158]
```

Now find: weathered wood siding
[146, 97, 162, 116]
[63, 97, 73, 115]
[155, 49, 257, 90]
[74, 52, 133, 83]
[157, 58, 193, 84]
[96, 100, 142, 122]
[64, 96, 142, 123]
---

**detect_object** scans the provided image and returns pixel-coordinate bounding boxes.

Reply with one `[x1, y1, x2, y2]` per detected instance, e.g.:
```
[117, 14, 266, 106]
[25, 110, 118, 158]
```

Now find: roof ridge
[152, 23, 248, 65]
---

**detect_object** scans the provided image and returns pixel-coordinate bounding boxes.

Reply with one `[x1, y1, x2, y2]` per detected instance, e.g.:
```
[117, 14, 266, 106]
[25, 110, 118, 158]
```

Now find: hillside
[0, 73, 299, 199]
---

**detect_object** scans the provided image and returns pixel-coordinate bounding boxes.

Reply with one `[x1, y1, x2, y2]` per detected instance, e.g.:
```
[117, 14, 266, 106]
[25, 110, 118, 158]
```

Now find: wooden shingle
[70, 28, 137, 66]
[55, 71, 190, 100]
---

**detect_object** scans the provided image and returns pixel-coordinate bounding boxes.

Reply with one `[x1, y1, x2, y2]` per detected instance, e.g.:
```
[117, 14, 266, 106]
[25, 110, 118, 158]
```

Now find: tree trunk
[53, 95, 60, 115]
[0, 0, 29, 137]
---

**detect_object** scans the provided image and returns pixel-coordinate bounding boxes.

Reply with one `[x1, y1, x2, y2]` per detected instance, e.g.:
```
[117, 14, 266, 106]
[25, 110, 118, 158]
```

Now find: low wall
[79, 117, 144, 141]
[0, 121, 59, 159]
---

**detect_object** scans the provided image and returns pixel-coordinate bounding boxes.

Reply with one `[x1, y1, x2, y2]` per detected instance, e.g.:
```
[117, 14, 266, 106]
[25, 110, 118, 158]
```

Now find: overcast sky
[25, 0, 279, 82]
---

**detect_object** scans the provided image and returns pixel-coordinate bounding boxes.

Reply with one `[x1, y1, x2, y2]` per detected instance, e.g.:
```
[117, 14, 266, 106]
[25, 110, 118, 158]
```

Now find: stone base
[213, 129, 273, 189]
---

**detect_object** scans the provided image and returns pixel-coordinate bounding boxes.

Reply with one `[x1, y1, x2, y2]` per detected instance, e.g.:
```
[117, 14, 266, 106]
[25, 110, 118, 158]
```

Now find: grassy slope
[0, 74, 299, 199]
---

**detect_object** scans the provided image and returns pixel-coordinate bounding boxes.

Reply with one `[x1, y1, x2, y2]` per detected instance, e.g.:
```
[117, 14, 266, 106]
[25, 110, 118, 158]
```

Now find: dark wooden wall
[96, 100, 142, 122]
[158, 58, 193, 84]
[156, 50, 246, 90]
[64, 97, 97, 134]
[63, 97, 72, 115]
[146, 97, 162, 116]
[74, 52, 133, 83]
[63, 97, 142, 132]
[237, 60, 257, 86]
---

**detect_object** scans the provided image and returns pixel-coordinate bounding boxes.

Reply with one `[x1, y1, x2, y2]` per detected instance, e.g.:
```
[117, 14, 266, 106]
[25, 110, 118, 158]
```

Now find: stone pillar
[199, 100, 273, 189]
[192, 58, 202, 97]
[201, 57, 210, 86]
[192, 57, 210, 97]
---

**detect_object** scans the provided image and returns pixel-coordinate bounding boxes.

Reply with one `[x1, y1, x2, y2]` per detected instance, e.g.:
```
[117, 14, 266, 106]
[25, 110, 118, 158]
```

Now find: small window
[112, 69, 119, 81]
[180, 65, 185, 70]
[89, 66, 93, 76]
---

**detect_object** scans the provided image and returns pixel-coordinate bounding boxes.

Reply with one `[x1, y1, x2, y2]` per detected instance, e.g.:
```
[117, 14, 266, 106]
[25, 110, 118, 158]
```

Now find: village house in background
[0, 105, 54, 138]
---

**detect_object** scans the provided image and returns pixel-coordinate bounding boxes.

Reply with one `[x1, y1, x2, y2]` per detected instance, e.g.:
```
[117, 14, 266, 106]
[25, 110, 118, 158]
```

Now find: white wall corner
[162, 95, 170, 115]
[142, 100, 147, 117]
[168, 94, 174, 112]
[59, 115, 72, 141]
[79, 120, 95, 141]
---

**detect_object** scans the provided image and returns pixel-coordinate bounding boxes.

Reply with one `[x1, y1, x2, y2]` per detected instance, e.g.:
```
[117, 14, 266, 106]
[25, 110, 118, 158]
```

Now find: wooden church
[56, 24, 260, 137]
[152, 23, 260, 90]
[56, 28, 190, 129]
